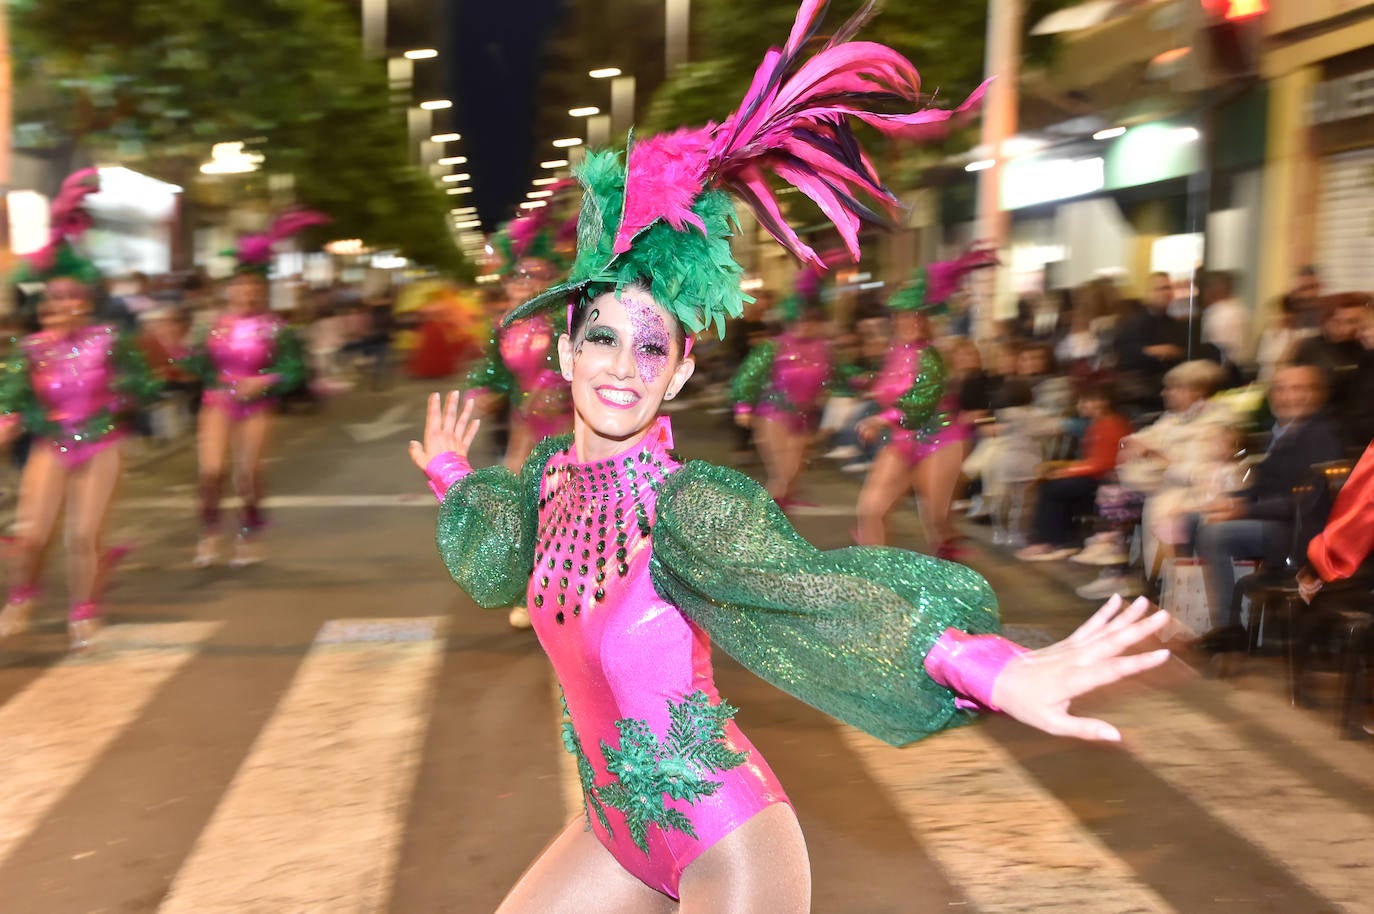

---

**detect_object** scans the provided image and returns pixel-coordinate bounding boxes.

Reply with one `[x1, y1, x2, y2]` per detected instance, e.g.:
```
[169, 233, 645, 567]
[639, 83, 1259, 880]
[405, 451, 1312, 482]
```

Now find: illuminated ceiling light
[454, 220, 482, 230]
[420, 99, 453, 110]
[532, 177, 558, 186]
[441, 173, 471, 182]
[447, 187, 472, 195]
[552, 137, 583, 148]
[431, 133, 461, 143]
[1093, 126, 1127, 141]
[589, 67, 622, 79]
[405, 48, 439, 59]
[438, 155, 467, 166]
[527, 190, 553, 199]
[569, 106, 601, 117]
[541, 159, 569, 169]
[520, 200, 548, 210]
[964, 159, 995, 172]
[1173, 126, 1201, 142]
[200, 141, 264, 175]
[450, 206, 476, 214]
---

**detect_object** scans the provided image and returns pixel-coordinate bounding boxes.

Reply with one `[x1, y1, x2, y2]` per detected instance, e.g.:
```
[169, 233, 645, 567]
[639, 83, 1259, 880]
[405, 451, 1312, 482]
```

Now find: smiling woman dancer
[410, 4, 1171, 911]
[0, 169, 162, 648]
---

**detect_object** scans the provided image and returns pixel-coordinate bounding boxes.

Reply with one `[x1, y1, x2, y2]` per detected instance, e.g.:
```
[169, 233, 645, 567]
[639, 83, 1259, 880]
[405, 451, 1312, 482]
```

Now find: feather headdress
[887, 244, 998, 313]
[234, 209, 331, 275]
[12, 168, 104, 285]
[506, 0, 987, 336]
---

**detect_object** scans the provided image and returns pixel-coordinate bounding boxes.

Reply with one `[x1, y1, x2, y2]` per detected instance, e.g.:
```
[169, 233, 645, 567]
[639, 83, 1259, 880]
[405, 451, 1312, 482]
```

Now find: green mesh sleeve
[112, 330, 164, 406]
[463, 329, 515, 398]
[0, 345, 43, 432]
[831, 359, 871, 398]
[267, 325, 308, 395]
[730, 341, 776, 407]
[650, 460, 1000, 747]
[894, 346, 948, 431]
[176, 326, 215, 387]
[435, 433, 571, 609]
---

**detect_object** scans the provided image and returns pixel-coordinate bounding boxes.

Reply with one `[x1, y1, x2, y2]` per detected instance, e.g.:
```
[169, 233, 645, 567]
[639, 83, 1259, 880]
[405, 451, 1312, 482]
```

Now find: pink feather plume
[614, 0, 987, 275]
[237, 208, 331, 266]
[29, 168, 101, 272]
[925, 243, 998, 305]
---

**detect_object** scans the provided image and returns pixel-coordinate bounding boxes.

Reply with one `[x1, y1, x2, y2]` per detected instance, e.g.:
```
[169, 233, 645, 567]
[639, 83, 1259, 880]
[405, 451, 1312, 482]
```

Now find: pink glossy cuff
[879, 407, 903, 426]
[734, 402, 753, 417]
[426, 451, 472, 501]
[923, 628, 1029, 713]
[6, 583, 38, 606]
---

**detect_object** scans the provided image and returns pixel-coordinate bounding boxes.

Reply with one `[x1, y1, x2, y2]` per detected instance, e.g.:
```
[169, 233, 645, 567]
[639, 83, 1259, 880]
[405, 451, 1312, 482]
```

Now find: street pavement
[0, 377, 1369, 913]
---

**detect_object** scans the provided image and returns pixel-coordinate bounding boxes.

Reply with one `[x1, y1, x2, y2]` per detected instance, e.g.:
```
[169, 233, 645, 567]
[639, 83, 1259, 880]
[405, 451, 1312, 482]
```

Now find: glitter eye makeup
[622, 294, 671, 384]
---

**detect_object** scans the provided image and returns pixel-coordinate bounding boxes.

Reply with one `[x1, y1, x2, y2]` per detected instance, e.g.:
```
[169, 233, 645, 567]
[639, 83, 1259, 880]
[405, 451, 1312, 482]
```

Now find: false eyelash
[585, 326, 618, 345]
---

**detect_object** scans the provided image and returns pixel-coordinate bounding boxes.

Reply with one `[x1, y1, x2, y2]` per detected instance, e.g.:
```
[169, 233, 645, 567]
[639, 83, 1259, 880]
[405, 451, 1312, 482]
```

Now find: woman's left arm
[264, 323, 308, 396]
[652, 462, 1168, 746]
[111, 329, 165, 406]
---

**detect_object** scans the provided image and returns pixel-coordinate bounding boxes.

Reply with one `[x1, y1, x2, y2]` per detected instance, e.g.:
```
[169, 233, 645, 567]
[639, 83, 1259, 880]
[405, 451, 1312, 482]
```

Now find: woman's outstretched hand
[992, 595, 1171, 742]
[408, 391, 480, 472]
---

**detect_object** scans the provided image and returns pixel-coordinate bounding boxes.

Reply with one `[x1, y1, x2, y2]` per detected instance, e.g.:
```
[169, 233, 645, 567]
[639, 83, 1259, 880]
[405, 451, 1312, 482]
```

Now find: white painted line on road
[116, 494, 435, 510]
[157, 617, 446, 914]
[844, 725, 1178, 913]
[1114, 691, 1374, 912]
[0, 623, 222, 868]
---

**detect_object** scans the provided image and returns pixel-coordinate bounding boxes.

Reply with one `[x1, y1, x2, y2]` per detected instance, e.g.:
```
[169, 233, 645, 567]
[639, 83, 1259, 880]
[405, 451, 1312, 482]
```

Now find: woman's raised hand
[408, 391, 480, 472]
[992, 595, 1172, 742]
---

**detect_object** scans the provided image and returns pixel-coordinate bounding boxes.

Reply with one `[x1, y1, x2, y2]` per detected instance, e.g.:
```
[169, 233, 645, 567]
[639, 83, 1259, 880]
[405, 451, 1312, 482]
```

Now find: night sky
[448, 0, 567, 232]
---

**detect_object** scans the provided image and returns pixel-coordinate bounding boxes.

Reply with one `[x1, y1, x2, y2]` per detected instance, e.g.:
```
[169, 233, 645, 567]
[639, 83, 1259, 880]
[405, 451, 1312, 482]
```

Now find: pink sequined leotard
[754, 333, 833, 435]
[200, 312, 294, 421]
[871, 340, 970, 464]
[2, 325, 135, 466]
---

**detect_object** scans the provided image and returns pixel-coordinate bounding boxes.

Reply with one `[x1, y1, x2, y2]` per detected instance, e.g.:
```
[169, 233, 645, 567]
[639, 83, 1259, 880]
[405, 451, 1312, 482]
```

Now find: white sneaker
[229, 537, 264, 568]
[1071, 540, 1129, 566]
[1076, 574, 1137, 601]
[508, 605, 532, 630]
[193, 533, 222, 569]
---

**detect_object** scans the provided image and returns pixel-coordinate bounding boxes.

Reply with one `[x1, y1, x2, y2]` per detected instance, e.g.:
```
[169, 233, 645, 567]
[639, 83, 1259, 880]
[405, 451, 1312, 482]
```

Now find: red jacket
[1308, 441, 1374, 583]
[1059, 413, 1132, 480]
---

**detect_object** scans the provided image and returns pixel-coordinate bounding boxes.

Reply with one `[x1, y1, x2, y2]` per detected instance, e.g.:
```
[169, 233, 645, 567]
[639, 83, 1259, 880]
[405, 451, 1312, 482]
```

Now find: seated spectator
[1115, 360, 1235, 578]
[1015, 383, 1132, 561]
[1298, 440, 1374, 603]
[1291, 295, 1366, 450]
[1195, 363, 1346, 652]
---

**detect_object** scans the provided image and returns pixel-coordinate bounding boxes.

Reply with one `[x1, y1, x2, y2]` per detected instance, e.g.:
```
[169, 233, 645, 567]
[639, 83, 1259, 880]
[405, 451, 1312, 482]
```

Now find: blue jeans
[1194, 518, 1289, 629]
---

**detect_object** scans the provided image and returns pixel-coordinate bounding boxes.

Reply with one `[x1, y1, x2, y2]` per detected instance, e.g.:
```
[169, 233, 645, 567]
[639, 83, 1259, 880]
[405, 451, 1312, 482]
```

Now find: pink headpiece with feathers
[611, 0, 987, 267]
[235, 209, 332, 272]
[27, 168, 101, 273]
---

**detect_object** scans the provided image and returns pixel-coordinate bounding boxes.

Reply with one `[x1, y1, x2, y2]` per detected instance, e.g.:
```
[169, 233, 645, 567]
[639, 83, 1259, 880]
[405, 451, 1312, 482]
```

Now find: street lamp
[589, 67, 622, 79]
[552, 137, 583, 148]
[405, 48, 438, 59]
[438, 155, 467, 165]
[541, 159, 570, 169]
[441, 173, 471, 182]
[420, 99, 452, 110]
[569, 106, 601, 117]
[431, 133, 461, 143]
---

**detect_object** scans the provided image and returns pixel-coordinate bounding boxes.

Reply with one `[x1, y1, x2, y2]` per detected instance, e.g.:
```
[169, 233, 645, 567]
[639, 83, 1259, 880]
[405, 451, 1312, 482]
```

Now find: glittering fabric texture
[871, 341, 967, 463]
[434, 435, 564, 609]
[185, 313, 307, 411]
[0, 325, 160, 463]
[754, 333, 833, 434]
[923, 628, 1029, 713]
[621, 292, 672, 385]
[462, 325, 516, 398]
[650, 458, 1001, 747]
[730, 340, 776, 408]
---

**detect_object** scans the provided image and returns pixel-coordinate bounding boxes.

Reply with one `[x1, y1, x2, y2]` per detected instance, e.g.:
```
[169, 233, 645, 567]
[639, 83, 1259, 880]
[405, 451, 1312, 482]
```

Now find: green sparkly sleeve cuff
[895, 346, 948, 431]
[650, 460, 1000, 747]
[730, 341, 776, 407]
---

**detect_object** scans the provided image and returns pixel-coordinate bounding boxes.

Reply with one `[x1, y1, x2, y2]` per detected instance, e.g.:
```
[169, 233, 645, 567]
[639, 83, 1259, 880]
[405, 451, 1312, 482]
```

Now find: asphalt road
[0, 376, 1367, 913]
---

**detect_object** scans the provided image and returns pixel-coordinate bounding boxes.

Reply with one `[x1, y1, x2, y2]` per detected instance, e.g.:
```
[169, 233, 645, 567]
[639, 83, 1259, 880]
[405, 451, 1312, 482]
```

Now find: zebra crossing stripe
[1115, 692, 1374, 912]
[844, 724, 1179, 913]
[157, 618, 446, 914]
[0, 622, 222, 868]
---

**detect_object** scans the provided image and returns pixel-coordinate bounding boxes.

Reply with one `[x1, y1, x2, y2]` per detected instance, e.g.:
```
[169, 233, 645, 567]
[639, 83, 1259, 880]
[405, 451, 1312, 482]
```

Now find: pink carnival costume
[417, 0, 1033, 897]
[733, 327, 833, 435]
[0, 169, 162, 644]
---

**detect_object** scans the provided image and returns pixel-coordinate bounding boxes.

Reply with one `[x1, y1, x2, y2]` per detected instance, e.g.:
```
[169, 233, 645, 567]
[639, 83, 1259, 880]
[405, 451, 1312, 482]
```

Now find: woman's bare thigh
[495, 818, 675, 914]
[678, 803, 810, 914]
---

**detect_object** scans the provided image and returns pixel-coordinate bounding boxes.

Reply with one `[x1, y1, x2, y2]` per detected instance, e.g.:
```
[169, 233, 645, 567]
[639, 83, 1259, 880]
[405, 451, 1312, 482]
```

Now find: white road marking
[1115, 690, 1374, 912]
[344, 403, 414, 443]
[117, 494, 434, 510]
[157, 617, 446, 914]
[845, 724, 1178, 913]
[0, 623, 221, 867]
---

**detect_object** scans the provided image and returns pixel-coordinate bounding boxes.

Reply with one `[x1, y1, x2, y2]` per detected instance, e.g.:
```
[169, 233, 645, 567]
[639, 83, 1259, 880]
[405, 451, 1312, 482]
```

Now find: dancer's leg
[0, 446, 67, 633]
[196, 405, 232, 564]
[855, 446, 913, 546]
[678, 803, 810, 914]
[232, 410, 272, 532]
[776, 424, 810, 503]
[64, 445, 122, 606]
[912, 442, 966, 549]
[495, 819, 674, 914]
[755, 418, 787, 500]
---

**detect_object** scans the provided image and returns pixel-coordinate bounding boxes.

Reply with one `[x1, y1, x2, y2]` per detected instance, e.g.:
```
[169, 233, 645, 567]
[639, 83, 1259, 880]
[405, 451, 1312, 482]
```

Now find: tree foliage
[11, 0, 468, 276]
